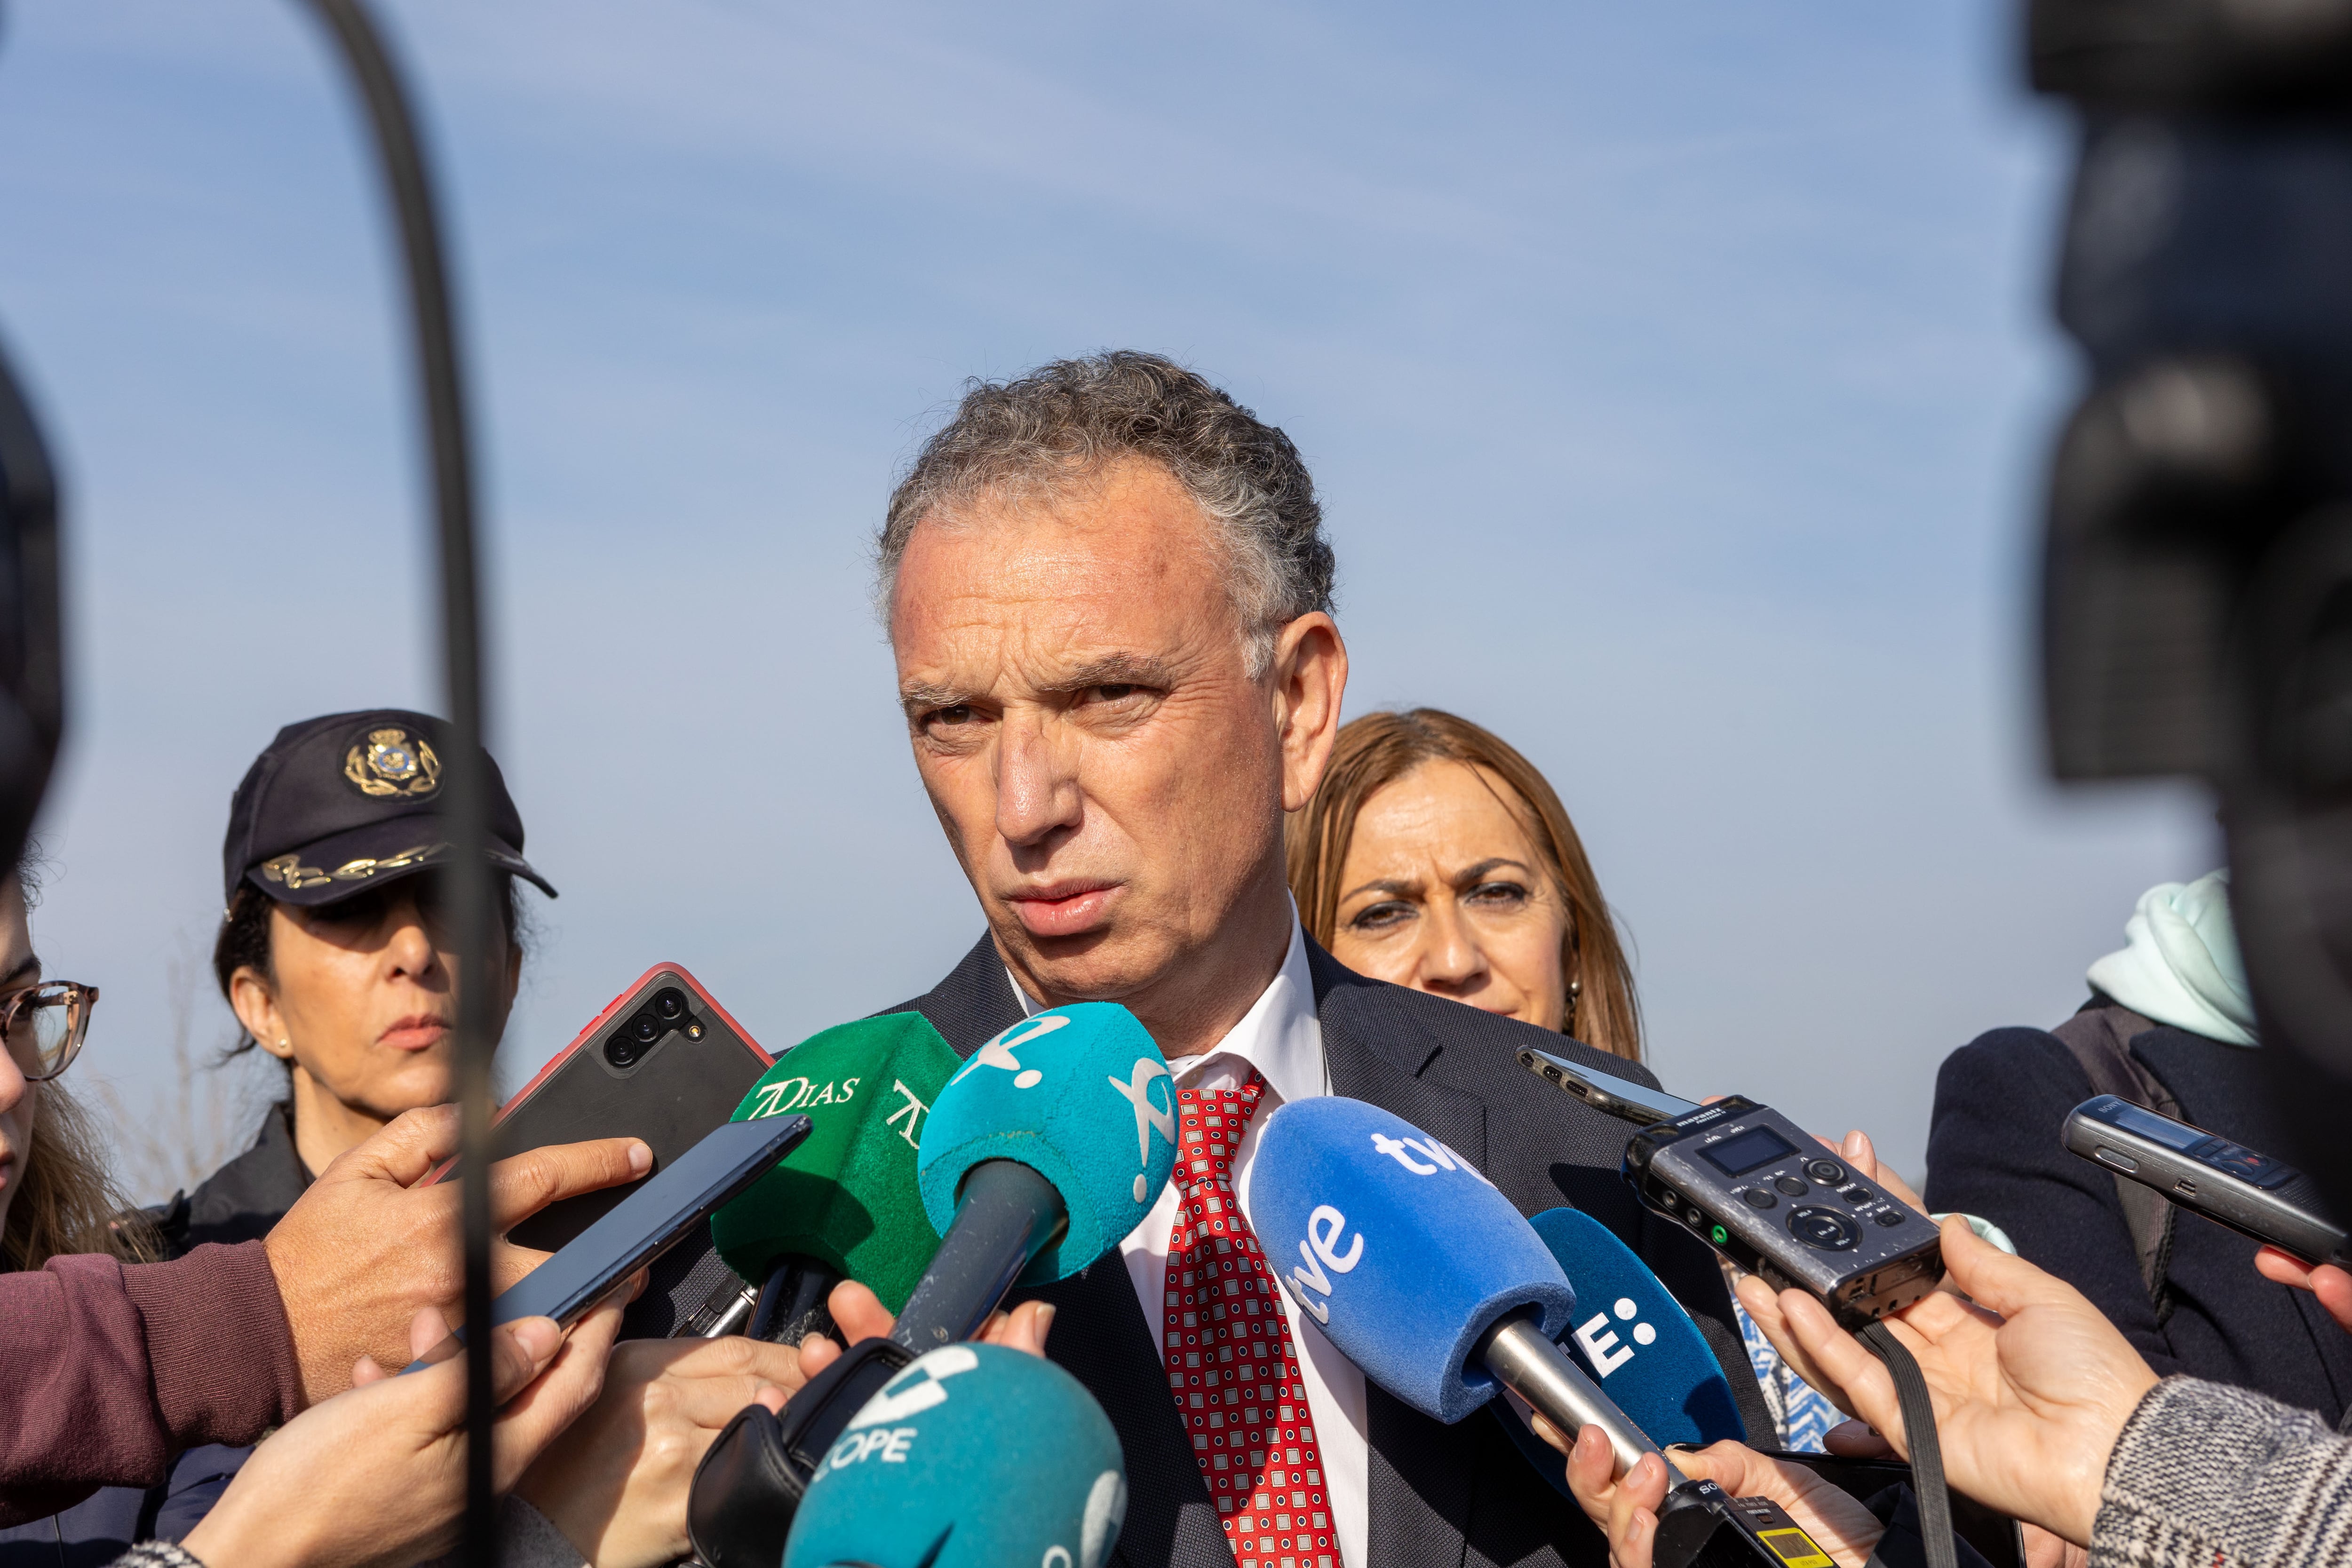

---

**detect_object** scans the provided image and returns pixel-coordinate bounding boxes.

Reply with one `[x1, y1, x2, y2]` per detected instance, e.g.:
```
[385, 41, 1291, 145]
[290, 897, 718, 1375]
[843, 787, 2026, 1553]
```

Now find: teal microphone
[896, 1002, 1179, 1346]
[780, 1343, 1127, 1568]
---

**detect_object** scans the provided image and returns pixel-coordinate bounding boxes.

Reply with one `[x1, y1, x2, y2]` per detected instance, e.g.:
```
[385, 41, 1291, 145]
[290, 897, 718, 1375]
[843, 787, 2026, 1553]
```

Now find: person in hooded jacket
[1926, 869, 2352, 1422]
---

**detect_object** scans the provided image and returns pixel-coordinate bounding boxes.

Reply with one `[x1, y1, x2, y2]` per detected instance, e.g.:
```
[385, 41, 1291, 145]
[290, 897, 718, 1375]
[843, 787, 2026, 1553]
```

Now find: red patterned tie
[1163, 1072, 1344, 1568]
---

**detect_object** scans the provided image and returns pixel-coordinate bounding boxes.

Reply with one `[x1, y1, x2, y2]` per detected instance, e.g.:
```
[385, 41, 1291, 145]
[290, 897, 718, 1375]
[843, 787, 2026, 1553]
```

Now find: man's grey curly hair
[875, 351, 1336, 677]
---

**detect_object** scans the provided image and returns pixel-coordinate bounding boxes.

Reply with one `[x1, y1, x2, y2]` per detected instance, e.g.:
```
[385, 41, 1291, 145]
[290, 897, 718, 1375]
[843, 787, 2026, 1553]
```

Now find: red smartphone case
[476, 962, 774, 1253]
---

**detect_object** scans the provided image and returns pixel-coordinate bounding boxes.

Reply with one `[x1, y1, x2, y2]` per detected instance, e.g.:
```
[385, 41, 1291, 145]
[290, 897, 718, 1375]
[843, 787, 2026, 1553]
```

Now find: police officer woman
[158, 708, 554, 1251]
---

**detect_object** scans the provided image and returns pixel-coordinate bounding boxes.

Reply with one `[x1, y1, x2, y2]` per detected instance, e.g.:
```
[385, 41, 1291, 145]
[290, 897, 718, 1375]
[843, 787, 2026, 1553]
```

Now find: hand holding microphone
[1516, 1208, 1893, 1566]
[1252, 1096, 1842, 1568]
[515, 1333, 801, 1568]
[1563, 1435, 1891, 1568]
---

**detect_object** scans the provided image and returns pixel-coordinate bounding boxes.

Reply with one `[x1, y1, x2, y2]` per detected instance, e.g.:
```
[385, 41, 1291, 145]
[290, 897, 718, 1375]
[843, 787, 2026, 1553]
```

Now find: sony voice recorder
[2065, 1096, 2351, 1268]
[1521, 1047, 1945, 1328]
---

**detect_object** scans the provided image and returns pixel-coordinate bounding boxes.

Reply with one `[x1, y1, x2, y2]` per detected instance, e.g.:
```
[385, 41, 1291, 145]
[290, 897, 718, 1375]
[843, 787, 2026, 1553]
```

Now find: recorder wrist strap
[1858, 1322, 1956, 1568]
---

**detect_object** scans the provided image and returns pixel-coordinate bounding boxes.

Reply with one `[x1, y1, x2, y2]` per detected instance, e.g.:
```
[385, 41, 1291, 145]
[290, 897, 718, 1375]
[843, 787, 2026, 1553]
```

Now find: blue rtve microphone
[688, 1004, 1178, 1568]
[1253, 1098, 1838, 1568]
[780, 1343, 1127, 1568]
[1249, 1095, 1574, 1421]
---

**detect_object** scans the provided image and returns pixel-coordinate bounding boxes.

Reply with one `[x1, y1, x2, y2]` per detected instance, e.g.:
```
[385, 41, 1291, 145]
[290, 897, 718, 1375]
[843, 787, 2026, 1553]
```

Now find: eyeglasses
[1, 981, 98, 1082]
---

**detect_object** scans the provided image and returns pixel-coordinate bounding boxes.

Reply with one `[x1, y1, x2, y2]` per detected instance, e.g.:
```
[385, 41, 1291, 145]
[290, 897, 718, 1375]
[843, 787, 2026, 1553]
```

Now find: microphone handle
[750, 1257, 842, 1345]
[891, 1159, 1069, 1351]
[1477, 1314, 1691, 1487]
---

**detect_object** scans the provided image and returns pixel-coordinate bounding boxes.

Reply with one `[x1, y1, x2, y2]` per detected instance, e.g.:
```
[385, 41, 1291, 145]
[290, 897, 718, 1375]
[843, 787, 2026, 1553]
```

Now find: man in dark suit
[870, 350, 1766, 1568]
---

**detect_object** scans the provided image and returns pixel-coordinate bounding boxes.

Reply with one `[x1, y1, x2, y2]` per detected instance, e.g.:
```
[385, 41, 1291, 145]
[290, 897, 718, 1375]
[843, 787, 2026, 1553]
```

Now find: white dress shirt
[1010, 909, 1371, 1567]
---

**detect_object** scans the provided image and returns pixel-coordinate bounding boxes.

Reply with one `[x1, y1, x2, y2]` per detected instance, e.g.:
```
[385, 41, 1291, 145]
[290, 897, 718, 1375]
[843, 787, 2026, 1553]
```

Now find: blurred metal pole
[288, 5, 498, 1566]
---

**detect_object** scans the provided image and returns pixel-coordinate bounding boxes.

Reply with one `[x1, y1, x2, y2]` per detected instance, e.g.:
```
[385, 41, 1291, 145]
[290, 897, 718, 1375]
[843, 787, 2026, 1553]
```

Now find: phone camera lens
[605, 1033, 642, 1068]
[630, 1011, 663, 1046]
[654, 988, 686, 1022]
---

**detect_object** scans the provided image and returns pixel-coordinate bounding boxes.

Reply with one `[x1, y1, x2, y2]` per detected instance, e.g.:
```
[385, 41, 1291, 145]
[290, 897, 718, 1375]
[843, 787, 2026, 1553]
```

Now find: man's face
[890, 458, 1319, 1009]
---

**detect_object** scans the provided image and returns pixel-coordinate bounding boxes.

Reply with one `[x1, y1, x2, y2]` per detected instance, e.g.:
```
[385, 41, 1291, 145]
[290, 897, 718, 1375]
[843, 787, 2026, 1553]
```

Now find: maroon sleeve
[0, 1241, 303, 1526]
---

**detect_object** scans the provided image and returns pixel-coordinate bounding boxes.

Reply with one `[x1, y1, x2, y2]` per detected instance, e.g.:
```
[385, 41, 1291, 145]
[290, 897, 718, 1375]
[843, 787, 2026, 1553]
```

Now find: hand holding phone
[2066, 1095, 2351, 1269]
[407, 1115, 812, 1373]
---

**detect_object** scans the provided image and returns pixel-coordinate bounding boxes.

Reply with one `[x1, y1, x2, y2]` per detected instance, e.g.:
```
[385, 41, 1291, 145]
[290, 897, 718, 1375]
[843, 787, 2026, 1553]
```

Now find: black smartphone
[2065, 1095, 2351, 1267]
[407, 1114, 812, 1372]
[447, 963, 775, 1253]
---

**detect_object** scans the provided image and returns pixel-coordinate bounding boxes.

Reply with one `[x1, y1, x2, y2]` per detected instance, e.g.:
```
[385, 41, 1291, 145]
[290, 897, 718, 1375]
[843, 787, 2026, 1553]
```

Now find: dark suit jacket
[888, 932, 1769, 1568]
[1927, 1021, 2352, 1425]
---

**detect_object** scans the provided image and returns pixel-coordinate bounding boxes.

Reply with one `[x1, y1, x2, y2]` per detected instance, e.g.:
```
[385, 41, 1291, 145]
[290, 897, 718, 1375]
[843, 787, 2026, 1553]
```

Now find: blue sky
[0, 0, 2208, 1191]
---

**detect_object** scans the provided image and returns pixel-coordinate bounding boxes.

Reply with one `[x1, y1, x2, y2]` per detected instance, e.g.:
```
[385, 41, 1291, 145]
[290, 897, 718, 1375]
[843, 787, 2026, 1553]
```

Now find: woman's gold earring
[1563, 976, 1581, 1035]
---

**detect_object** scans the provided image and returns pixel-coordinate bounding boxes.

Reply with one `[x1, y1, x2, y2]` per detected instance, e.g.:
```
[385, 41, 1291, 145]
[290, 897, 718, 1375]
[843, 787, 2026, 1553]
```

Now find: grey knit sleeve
[2092, 1375, 2352, 1568]
[107, 1544, 206, 1568]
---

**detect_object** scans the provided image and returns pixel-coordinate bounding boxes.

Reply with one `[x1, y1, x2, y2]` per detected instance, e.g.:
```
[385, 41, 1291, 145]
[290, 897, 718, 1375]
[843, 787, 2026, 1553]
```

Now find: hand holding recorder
[1737, 1218, 2157, 1550]
[1561, 1433, 1891, 1568]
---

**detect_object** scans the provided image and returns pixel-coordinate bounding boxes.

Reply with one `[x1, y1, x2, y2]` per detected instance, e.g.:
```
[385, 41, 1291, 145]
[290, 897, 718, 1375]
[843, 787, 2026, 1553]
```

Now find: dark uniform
[0, 710, 553, 1568]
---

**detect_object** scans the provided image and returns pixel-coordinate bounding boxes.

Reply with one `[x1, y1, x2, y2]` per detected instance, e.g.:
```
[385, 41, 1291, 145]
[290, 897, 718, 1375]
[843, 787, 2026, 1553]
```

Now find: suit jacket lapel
[1308, 939, 1482, 1568]
[889, 934, 1233, 1567]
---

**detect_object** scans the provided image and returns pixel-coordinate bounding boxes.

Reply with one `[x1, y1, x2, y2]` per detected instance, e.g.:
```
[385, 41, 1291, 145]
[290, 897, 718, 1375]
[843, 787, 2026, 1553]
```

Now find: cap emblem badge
[344, 728, 442, 799]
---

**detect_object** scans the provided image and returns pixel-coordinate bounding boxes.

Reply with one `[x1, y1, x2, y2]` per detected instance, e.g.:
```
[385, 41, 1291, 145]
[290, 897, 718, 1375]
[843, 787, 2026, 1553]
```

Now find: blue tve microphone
[780, 1343, 1127, 1568]
[1532, 1208, 1744, 1449]
[1249, 1095, 1575, 1421]
[1252, 1098, 1836, 1568]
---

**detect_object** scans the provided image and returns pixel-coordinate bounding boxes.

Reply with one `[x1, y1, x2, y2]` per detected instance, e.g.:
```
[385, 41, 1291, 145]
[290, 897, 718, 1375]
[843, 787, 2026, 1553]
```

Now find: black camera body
[1625, 1096, 1944, 1329]
[2030, 0, 2352, 1217]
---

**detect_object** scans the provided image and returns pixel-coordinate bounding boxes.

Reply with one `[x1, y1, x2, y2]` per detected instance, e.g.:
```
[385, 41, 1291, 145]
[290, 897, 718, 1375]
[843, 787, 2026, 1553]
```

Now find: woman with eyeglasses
[0, 862, 132, 1273]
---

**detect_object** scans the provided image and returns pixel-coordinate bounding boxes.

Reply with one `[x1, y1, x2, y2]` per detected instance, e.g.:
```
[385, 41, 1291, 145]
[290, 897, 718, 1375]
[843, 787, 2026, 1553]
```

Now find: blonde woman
[1287, 708, 1847, 1450]
[1286, 706, 1640, 1057]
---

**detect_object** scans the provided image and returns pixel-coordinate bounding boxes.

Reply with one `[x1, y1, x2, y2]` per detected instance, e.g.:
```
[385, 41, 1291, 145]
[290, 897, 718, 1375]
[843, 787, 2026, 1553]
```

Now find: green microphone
[710, 1012, 961, 1338]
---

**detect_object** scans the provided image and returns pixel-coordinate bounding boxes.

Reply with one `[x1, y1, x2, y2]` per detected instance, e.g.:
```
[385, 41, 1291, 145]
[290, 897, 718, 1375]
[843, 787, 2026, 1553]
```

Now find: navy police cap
[222, 708, 556, 910]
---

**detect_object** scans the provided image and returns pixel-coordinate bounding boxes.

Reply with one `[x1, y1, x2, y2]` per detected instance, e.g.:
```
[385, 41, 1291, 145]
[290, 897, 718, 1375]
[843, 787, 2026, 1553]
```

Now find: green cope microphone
[710, 1012, 962, 1344]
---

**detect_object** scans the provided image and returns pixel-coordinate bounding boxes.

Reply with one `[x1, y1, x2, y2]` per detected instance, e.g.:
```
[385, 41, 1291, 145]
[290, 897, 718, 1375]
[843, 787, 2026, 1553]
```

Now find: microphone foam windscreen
[711, 1011, 962, 1311]
[1253, 1096, 1575, 1423]
[782, 1341, 1127, 1568]
[917, 1003, 1177, 1284]
[1528, 1207, 1745, 1449]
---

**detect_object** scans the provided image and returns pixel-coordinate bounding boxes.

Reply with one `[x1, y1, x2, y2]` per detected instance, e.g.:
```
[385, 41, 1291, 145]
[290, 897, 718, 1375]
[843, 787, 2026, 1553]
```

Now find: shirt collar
[1005, 901, 1327, 1106]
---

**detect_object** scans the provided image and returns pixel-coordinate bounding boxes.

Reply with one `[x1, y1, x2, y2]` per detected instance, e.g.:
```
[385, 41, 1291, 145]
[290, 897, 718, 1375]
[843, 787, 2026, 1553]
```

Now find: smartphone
[1518, 1046, 1702, 1127]
[459, 964, 774, 1253]
[2065, 1095, 2352, 1267]
[407, 1114, 812, 1372]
